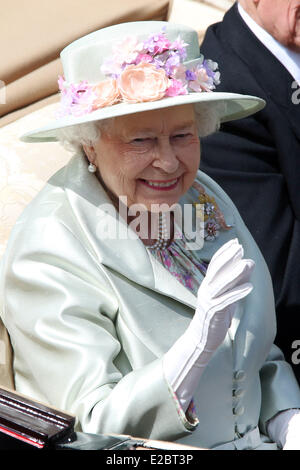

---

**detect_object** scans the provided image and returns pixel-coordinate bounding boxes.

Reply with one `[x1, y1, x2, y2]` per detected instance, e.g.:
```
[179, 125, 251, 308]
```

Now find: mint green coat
[1, 153, 300, 450]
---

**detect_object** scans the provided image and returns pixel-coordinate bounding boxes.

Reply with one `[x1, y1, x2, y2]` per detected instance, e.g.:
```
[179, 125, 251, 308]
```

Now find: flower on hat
[115, 36, 141, 64]
[92, 79, 120, 109]
[57, 29, 221, 118]
[143, 31, 171, 55]
[171, 37, 188, 60]
[188, 66, 211, 93]
[101, 36, 143, 78]
[57, 77, 96, 118]
[119, 63, 169, 103]
[166, 78, 187, 97]
[135, 53, 153, 65]
[187, 60, 221, 93]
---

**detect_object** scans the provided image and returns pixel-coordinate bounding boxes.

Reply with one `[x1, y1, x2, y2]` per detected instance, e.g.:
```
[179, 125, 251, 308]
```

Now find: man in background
[200, 0, 300, 381]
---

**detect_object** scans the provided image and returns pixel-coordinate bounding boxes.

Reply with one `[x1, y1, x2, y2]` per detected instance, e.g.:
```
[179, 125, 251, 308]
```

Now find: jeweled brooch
[193, 182, 231, 241]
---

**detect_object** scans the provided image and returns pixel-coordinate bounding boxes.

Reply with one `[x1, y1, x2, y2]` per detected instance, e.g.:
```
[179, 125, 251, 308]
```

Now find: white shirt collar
[238, 3, 300, 83]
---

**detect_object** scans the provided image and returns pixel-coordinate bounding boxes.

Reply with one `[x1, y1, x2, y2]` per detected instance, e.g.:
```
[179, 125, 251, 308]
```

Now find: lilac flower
[187, 64, 217, 92]
[143, 32, 171, 55]
[153, 51, 170, 69]
[204, 59, 218, 72]
[203, 59, 221, 86]
[173, 64, 188, 85]
[170, 36, 188, 61]
[185, 69, 197, 81]
[164, 53, 181, 77]
[57, 77, 96, 117]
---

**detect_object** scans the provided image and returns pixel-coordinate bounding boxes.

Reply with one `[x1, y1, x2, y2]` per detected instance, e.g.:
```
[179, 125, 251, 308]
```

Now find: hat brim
[20, 92, 265, 143]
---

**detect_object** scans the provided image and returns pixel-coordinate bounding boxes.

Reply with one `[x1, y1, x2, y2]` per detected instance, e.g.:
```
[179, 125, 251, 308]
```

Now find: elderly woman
[1, 21, 300, 450]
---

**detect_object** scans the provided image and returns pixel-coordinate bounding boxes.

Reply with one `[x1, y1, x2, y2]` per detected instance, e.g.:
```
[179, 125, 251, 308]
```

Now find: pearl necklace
[147, 212, 170, 251]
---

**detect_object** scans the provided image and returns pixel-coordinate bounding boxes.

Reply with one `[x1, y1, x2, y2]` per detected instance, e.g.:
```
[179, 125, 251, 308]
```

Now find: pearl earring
[88, 163, 97, 173]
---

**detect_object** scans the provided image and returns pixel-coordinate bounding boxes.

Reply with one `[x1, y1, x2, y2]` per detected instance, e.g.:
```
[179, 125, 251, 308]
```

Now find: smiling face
[241, 0, 300, 51]
[84, 104, 200, 211]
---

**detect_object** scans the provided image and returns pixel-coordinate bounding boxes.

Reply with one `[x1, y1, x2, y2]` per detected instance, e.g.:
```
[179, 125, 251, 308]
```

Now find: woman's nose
[152, 138, 179, 173]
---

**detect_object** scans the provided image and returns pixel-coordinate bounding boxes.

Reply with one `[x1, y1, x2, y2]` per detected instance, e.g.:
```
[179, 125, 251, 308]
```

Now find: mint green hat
[21, 21, 265, 143]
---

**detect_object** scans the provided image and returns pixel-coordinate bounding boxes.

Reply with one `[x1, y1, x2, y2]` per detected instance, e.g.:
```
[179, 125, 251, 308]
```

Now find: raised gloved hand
[163, 238, 255, 411]
[188, 237, 254, 359]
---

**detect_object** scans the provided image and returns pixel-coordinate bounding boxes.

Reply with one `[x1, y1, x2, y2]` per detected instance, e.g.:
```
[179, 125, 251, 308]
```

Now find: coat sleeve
[259, 344, 300, 435]
[0, 216, 197, 441]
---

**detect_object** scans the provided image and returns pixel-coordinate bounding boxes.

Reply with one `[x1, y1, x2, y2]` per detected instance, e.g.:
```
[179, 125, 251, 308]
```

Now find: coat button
[234, 370, 246, 381]
[233, 406, 245, 416]
[233, 388, 245, 398]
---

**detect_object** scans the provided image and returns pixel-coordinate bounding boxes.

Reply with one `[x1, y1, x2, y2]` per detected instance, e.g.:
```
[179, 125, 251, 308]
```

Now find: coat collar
[62, 153, 199, 309]
[220, 4, 300, 140]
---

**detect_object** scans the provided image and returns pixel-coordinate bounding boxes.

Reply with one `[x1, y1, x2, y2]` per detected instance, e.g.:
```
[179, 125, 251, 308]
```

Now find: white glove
[268, 409, 300, 450]
[283, 412, 300, 450]
[163, 238, 254, 411]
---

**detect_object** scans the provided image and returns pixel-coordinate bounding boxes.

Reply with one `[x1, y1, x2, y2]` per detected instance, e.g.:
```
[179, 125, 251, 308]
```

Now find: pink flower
[112, 36, 141, 64]
[118, 63, 169, 103]
[143, 32, 171, 55]
[57, 77, 97, 117]
[173, 64, 188, 83]
[135, 53, 154, 65]
[165, 78, 188, 97]
[101, 58, 123, 78]
[101, 36, 142, 77]
[188, 66, 213, 93]
[170, 37, 188, 60]
[92, 79, 120, 109]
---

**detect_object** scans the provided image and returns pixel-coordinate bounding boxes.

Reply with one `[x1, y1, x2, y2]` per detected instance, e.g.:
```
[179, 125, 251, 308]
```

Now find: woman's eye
[173, 133, 191, 140]
[131, 138, 153, 145]
[175, 132, 191, 138]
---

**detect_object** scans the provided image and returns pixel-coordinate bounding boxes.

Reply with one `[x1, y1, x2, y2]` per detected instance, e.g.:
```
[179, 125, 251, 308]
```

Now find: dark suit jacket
[200, 3, 300, 382]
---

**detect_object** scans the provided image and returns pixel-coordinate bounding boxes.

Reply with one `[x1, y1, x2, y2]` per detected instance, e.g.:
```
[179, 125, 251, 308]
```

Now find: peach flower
[118, 63, 169, 103]
[92, 79, 120, 109]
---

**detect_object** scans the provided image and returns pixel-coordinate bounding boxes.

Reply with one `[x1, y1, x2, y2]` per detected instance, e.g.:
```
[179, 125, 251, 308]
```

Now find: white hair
[194, 102, 223, 137]
[56, 119, 111, 154]
[56, 103, 223, 153]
